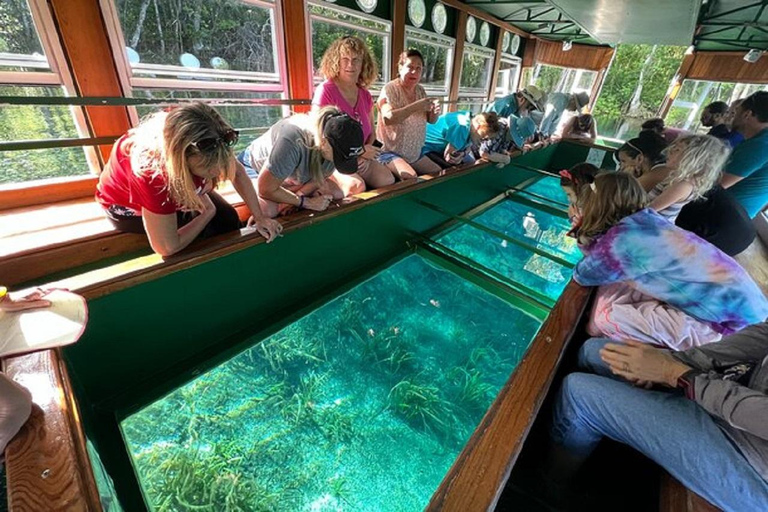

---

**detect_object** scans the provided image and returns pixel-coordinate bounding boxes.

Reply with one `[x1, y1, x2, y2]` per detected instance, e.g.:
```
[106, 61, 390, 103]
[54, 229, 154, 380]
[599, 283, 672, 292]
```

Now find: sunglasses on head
[190, 129, 239, 153]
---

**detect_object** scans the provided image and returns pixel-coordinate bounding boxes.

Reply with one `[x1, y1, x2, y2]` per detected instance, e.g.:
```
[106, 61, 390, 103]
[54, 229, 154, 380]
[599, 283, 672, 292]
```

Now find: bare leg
[410, 155, 443, 175]
[327, 171, 366, 199]
[385, 157, 418, 181]
[357, 158, 396, 188]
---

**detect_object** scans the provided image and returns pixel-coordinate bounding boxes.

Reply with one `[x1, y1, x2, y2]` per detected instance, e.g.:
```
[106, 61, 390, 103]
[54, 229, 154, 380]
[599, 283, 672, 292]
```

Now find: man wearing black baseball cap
[323, 113, 365, 175]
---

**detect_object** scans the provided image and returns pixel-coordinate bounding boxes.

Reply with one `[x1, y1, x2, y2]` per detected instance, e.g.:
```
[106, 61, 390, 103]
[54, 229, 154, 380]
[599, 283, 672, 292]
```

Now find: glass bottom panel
[436, 223, 572, 301]
[122, 255, 541, 511]
[472, 199, 581, 265]
[521, 176, 569, 206]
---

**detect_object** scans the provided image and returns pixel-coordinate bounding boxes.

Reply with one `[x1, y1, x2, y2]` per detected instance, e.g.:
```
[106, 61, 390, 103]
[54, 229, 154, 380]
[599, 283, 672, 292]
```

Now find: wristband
[0, 286, 6, 301]
[299, 196, 305, 209]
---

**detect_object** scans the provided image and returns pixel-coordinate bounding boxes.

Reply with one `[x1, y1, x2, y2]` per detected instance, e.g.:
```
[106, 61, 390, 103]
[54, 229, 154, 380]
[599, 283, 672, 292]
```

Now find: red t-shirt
[95, 135, 204, 215]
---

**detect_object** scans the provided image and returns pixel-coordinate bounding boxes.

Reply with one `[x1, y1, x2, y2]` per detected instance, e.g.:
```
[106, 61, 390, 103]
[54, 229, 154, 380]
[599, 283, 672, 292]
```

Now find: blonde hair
[472, 111, 501, 136]
[319, 36, 378, 88]
[293, 105, 343, 184]
[665, 135, 730, 200]
[128, 103, 236, 212]
[577, 173, 648, 245]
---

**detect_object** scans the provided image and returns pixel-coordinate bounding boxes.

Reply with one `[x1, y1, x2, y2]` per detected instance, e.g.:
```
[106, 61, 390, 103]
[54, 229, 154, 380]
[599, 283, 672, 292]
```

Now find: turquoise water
[472, 200, 581, 265]
[436, 222, 572, 302]
[521, 176, 569, 206]
[121, 255, 542, 511]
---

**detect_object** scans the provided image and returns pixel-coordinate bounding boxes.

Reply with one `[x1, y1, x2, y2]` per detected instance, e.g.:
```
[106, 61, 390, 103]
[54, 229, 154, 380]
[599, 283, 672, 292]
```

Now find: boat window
[0, 0, 96, 186]
[495, 57, 522, 100]
[405, 28, 453, 97]
[309, 1, 391, 92]
[666, 79, 768, 133]
[458, 43, 495, 112]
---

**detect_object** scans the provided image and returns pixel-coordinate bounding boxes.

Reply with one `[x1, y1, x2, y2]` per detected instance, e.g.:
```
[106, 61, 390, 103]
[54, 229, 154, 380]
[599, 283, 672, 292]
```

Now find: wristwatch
[676, 369, 702, 400]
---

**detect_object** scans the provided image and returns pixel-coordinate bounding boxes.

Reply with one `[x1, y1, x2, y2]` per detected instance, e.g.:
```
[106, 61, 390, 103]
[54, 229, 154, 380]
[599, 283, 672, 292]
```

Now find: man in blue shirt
[488, 85, 545, 118]
[423, 111, 500, 167]
[701, 100, 744, 148]
[721, 91, 768, 218]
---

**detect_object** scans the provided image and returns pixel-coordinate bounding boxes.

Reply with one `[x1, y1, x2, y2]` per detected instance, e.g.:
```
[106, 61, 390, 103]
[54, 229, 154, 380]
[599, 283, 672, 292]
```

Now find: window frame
[531, 63, 597, 96]
[308, 0, 391, 91]
[494, 55, 522, 99]
[0, 0, 100, 191]
[458, 42, 496, 99]
[404, 27, 454, 98]
[101, 0, 290, 123]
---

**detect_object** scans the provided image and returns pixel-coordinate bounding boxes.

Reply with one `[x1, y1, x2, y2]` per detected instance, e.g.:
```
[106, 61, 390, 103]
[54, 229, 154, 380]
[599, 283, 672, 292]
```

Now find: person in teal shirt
[488, 85, 545, 118]
[539, 91, 590, 138]
[422, 111, 500, 167]
[721, 91, 768, 218]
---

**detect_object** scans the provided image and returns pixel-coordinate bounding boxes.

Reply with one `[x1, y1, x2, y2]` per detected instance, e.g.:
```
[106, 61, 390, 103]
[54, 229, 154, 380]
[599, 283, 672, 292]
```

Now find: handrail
[0, 96, 312, 107]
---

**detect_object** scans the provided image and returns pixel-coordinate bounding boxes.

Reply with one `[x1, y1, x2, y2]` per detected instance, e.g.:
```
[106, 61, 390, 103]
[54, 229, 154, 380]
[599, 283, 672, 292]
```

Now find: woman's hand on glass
[248, 216, 283, 243]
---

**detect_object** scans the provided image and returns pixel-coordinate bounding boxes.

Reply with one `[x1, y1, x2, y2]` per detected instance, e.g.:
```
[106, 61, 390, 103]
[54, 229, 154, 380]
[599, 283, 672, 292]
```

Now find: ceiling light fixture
[562, 40, 573, 52]
[744, 49, 764, 63]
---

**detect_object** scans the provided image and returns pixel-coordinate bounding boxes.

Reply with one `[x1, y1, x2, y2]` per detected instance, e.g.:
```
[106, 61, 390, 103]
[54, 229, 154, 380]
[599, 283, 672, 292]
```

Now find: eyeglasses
[190, 129, 239, 153]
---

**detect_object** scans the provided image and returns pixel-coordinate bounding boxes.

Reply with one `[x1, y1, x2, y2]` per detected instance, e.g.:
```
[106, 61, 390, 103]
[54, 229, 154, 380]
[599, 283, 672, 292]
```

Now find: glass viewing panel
[0, 0, 50, 72]
[437, 222, 572, 301]
[472, 199, 581, 265]
[116, 0, 279, 82]
[122, 255, 542, 511]
[0, 87, 91, 185]
[522, 176, 570, 206]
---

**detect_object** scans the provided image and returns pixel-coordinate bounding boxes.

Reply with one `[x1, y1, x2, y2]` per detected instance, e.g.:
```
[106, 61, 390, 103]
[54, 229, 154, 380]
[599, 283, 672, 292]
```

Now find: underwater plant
[328, 475, 351, 504]
[135, 445, 281, 512]
[284, 371, 330, 426]
[258, 331, 327, 376]
[448, 366, 496, 414]
[350, 327, 417, 376]
[387, 376, 455, 435]
[316, 406, 357, 444]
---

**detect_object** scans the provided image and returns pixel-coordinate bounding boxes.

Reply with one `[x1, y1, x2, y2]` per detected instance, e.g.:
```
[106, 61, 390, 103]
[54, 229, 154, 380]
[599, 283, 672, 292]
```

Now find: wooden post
[588, 47, 615, 111]
[658, 51, 696, 118]
[448, 11, 468, 112]
[281, 0, 313, 112]
[48, 0, 132, 162]
[391, 0, 406, 80]
[487, 30, 506, 102]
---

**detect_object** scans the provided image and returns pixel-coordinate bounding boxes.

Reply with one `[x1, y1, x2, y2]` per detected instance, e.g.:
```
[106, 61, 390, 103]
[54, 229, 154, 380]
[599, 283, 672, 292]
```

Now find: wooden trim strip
[448, 11, 468, 110]
[0, 176, 98, 211]
[53, 159, 496, 300]
[391, 0, 406, 79]
[4, 349, 102, 511]
[426, 280, 593, 511]
[488, 29, 506, 101]
[282, 0, 313, 113]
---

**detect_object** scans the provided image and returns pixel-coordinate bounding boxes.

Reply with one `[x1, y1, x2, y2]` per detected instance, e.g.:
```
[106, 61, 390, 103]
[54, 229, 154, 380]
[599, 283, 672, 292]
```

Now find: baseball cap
[519, 85, 545, 111]
[506, 115, 537, 148]
[323, 113, 364, 174]
[574, 91, 590, 110]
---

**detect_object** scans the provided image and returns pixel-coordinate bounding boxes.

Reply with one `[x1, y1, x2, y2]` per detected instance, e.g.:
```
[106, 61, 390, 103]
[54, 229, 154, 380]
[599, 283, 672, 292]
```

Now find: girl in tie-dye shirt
[573, 172, 768, 350]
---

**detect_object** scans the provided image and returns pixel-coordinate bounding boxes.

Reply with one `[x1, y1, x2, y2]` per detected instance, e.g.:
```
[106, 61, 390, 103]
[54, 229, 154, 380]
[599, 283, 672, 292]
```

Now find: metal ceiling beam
[529, 6, 556, 20]
[465, 1, 545, 5]
[505, 19, 572, 24]
[702, 1, 765, 22]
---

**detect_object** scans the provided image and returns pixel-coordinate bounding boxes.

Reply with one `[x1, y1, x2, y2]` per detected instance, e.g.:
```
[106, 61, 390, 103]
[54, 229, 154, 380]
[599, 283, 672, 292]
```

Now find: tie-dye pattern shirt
[574, 208, 768, 335]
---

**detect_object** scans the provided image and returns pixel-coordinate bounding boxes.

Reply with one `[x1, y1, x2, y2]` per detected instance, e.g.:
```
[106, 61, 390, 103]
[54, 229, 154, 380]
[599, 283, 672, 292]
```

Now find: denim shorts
[237, 150, 258, 178]
[376, 151, 403, 165]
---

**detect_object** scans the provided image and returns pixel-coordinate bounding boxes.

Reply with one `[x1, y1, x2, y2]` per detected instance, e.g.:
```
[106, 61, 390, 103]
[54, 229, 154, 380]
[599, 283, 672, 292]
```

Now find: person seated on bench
[543, 321, 768, 511]
[96, 103, 282, 257]
[571, 173, 768, 350]
[561, 113, 597, 143]
[421, 111, 500, 168]
[238, 107, 365, 218]
[473, 115, 537, 166]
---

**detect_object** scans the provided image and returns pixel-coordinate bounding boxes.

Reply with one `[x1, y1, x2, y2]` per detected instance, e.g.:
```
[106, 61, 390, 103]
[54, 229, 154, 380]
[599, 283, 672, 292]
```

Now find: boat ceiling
[462, 0, 768, 51]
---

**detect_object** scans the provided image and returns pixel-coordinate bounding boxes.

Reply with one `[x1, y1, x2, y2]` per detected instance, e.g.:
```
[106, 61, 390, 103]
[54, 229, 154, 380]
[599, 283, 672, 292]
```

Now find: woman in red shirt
[96, 103, 282, 256]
